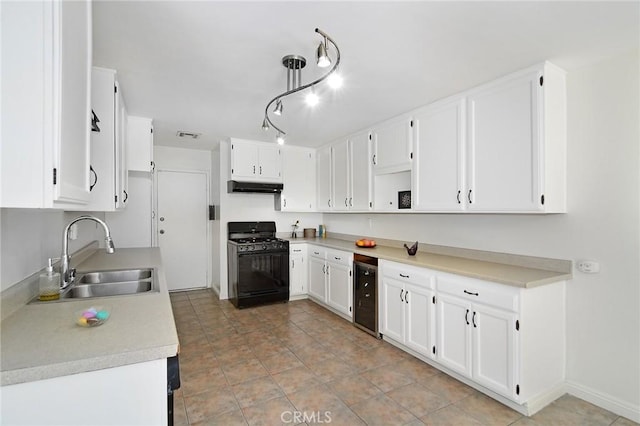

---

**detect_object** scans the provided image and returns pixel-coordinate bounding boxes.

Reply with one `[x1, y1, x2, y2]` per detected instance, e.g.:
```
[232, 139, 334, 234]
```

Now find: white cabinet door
[350, 132, 372, 210]
[230, 141, 259, 179]
[332, 140, 350, 211]
[436, 293, 473, 378]
[80, 67, 127, 212]
[289, 245, 307, 297]
[404, 282, 435, 358]
[472, 304, 518, 399]
[127, 116, 153, 172]
[308, 255, 326, 302]
[316, 146, 332, 211]
[258, 145, 281, 180]
[115, 85, 128, 209]
[279, 148, 315, 211]
[413, 97, 465, 211]
[372, 116, 412, 174]
[326, 251, 352, 318]
[380, 277, 405, 343]
[54, 0, 92, 205]
[466, 71, 542, 212]
[1, 0, 91, 208]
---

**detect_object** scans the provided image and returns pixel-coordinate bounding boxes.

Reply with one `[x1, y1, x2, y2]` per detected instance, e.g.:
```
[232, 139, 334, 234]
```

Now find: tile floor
[170, 289, 637, 426]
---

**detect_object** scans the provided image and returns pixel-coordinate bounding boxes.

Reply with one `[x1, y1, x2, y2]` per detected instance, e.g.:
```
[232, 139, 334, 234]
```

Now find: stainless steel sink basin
[61, 268, 158, 299]
[77, 268, 153, 284]
[63, 280, 155, 299]
[30, 268, 159, 303]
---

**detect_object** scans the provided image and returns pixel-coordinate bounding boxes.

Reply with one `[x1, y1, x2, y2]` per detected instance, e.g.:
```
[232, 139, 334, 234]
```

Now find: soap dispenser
[39, 258, 60, 301]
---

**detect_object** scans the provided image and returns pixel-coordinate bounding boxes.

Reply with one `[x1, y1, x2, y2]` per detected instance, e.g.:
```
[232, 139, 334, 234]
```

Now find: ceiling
[92, 1, 639, 151]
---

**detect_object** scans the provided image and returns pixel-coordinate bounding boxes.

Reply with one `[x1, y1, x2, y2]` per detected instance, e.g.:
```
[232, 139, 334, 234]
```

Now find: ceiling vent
[176, 130, 202, 139]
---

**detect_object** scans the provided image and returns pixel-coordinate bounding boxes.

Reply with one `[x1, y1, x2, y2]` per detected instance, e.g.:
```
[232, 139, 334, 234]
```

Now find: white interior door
[157, 170, 208, 291]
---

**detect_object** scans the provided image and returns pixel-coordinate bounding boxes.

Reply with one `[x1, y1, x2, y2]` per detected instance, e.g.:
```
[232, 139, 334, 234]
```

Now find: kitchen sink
[30, 268, 159, 303]
[77, 269, 153, 284]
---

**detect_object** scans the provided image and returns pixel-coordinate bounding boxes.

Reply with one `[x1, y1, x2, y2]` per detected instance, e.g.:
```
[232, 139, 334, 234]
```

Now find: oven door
[236, 250, 289, 298]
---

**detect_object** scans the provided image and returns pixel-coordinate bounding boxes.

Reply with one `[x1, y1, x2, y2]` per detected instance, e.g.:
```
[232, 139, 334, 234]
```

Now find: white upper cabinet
[316, 145, 332, 211]
[412, 96, 466, 211]
[78, 67, 128, 212]
[127, 117, 154, 173]
[371, 116, 413, 174]
[229, 138, 282, 182]
[1, 0, 92, 208]
[466, 63, 566, 212]
[328, 132, 372, 212]
[276, 147, 316, 211]
[331, 140, 350, 211]
[412, 62, 566, 213]
[349, 131, 373, 210]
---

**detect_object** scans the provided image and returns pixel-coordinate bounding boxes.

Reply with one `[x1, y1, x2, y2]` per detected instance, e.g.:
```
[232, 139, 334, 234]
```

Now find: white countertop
[287, 237, 572, 288]
[0, 248, 179, 386]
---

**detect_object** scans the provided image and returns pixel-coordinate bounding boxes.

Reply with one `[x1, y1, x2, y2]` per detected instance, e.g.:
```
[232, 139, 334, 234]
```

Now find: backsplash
[0, 209, 105, 292]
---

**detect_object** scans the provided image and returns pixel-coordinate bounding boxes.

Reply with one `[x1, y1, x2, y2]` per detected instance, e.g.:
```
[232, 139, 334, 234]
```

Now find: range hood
[227, 180, 283, 194]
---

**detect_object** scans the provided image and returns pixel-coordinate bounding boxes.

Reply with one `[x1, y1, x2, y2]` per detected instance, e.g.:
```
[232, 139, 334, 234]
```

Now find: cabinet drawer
[436, 272, 519, 312]
[381, 261, 435, 289]
[308, 246, 327, 259]
[290, 244, 306, 255]
[326, 249, 352, 266]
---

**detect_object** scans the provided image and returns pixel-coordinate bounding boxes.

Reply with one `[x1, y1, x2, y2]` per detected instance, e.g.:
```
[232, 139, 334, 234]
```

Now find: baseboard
[524, 381, 567, 415]
[566, 380, 640, 423]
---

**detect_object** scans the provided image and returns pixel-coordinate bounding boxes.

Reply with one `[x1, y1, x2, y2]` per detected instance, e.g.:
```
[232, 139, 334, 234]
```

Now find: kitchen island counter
[0, 247, 179, 386]
[287, 236, 572, 288]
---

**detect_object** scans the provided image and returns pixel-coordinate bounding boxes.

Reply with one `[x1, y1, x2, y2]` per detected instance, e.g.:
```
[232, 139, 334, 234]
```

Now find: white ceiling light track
[262, 28, 341, 145]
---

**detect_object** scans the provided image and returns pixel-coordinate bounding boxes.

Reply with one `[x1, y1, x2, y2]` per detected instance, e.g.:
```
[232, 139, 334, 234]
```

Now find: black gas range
[227, 222, 289, 308]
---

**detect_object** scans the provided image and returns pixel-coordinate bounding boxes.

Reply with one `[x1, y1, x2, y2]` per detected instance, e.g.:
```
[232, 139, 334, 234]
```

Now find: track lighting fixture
[262, 28, 341, 144]
[316, 37, 331, 68]
[273, 99, 283, 116]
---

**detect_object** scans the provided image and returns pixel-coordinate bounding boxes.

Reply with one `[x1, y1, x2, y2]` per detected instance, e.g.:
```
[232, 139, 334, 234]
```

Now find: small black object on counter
[404, 241, 418, 256]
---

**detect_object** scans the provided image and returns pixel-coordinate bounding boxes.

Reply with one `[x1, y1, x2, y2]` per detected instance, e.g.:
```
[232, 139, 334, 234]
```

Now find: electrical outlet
[576, 260, 600, 274]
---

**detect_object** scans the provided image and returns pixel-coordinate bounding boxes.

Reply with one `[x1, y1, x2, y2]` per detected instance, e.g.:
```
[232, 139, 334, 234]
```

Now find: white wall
[323, 49, 640, 419]
[0, 209, 107, 292]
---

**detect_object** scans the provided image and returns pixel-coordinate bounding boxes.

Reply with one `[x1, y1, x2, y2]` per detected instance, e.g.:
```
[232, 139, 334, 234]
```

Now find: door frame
[154, 168, 211, 290]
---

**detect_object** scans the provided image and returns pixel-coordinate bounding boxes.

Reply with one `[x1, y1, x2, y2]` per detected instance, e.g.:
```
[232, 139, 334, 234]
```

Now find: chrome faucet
[61, 215, 115, 289]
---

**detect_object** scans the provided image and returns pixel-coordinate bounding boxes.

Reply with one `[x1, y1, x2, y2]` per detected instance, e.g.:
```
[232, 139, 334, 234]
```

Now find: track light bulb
[276, 133, 285, 145]
[316, 38, 331, 68]
[262, 118, 270, 131]
[305, 90, 319, 107]
[273, 99, 283, 116]
[327, 72, 343, 89]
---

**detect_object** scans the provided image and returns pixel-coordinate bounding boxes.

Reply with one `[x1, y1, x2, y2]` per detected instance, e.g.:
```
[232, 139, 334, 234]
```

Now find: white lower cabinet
[377, 259, 565, 413]
[437, 291, 517, 399]
[307, 245, 353, 319]
[289, 244, 307, 298]
[308, 247, 327, 301]
[1, 359, 167, 425]
[380, 261, 436, 358]
[434, 270, 565, 408]
[326, 250, 353, 317]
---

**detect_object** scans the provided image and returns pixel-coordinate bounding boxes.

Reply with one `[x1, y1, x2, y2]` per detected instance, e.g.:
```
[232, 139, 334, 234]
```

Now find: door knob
[159, 230, 165, 234]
